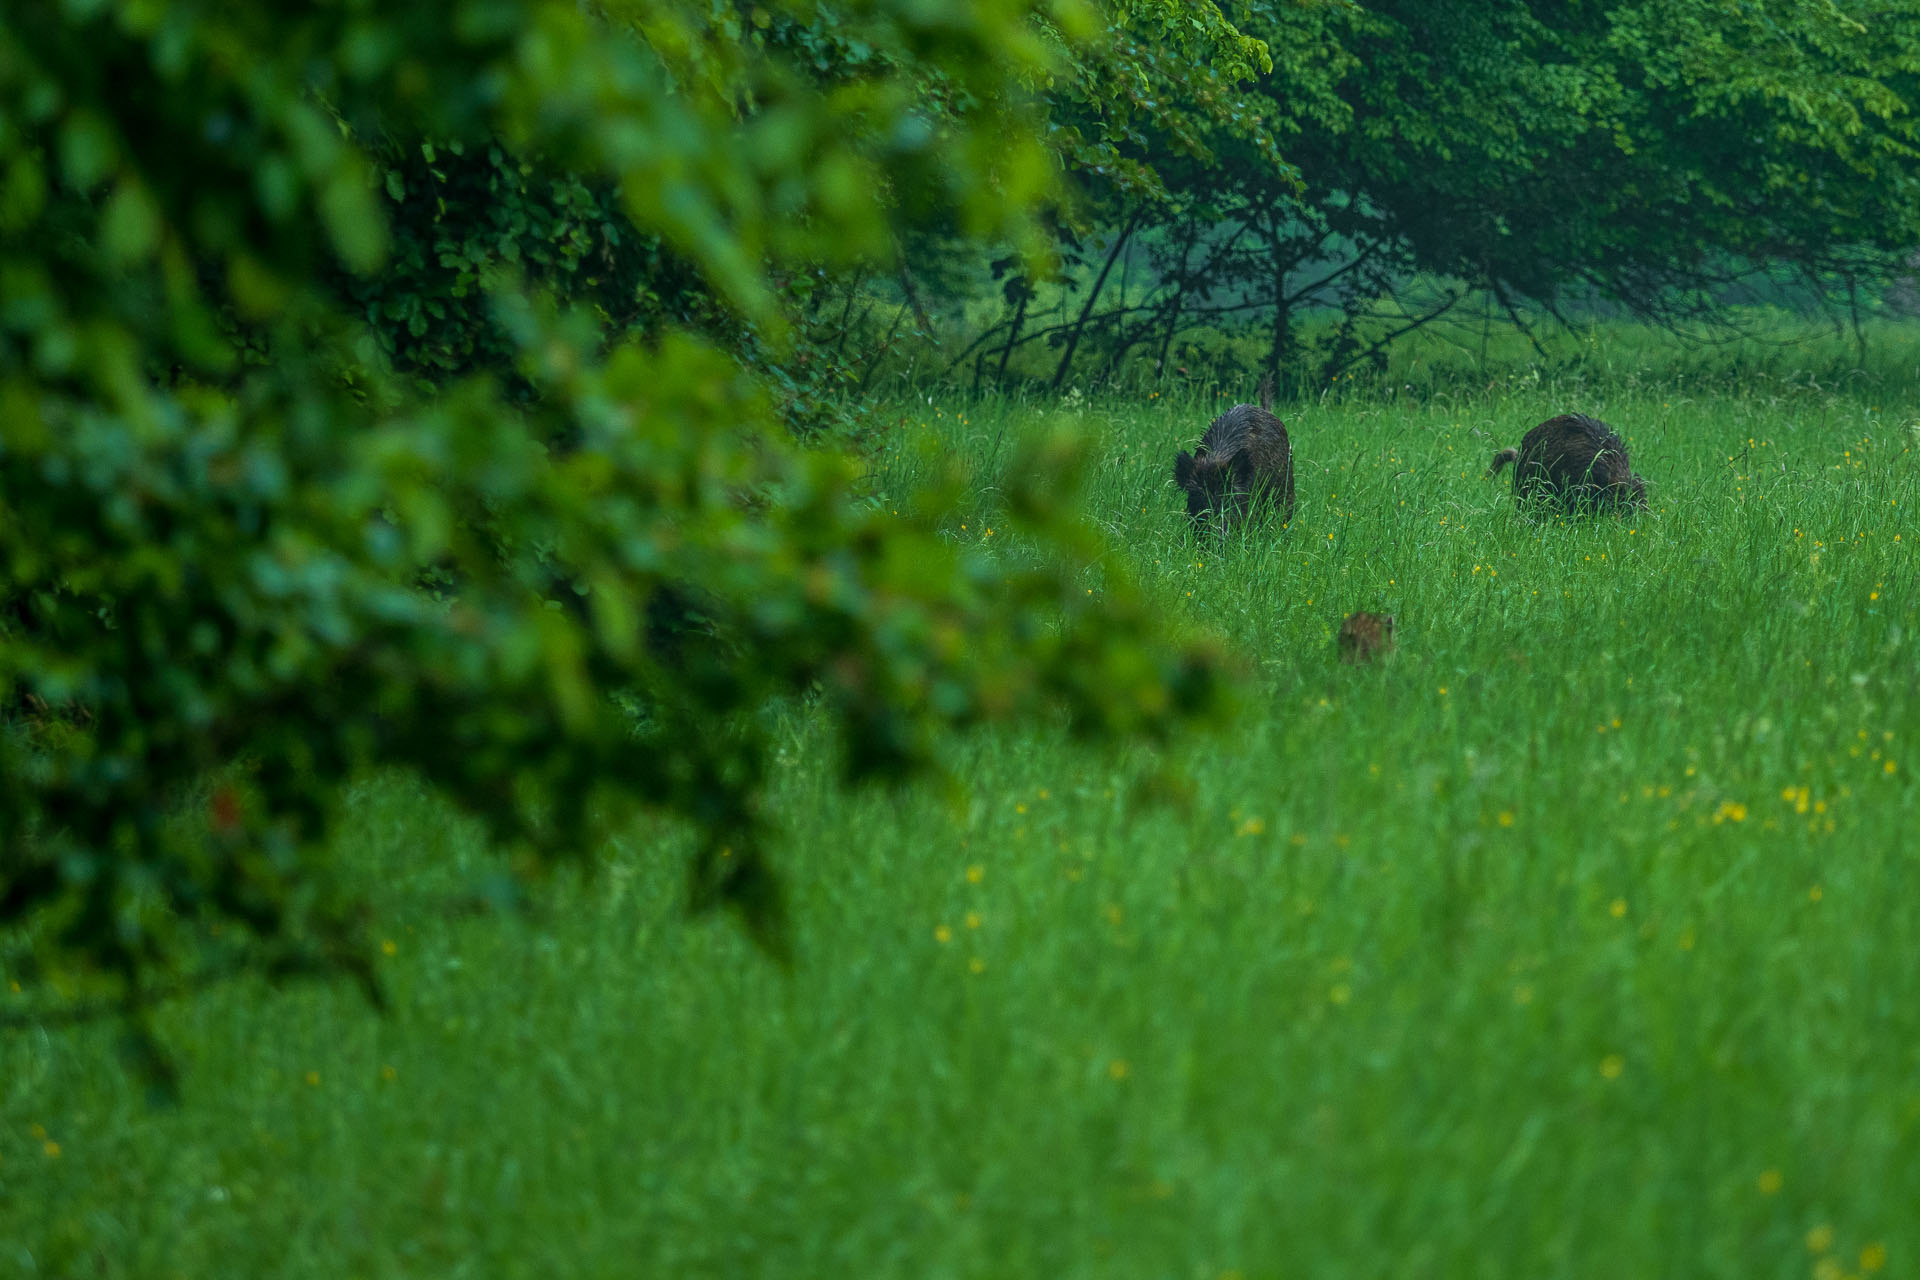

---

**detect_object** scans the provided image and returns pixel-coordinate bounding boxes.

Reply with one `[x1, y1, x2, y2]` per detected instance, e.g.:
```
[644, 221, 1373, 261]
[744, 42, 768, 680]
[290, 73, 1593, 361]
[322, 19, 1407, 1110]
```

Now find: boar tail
[1487, 447, 1519, 478]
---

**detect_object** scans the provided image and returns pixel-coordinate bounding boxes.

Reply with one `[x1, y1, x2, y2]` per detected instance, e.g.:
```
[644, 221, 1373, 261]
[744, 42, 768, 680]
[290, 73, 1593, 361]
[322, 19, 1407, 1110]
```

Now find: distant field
[5, 366, 1917, 1278]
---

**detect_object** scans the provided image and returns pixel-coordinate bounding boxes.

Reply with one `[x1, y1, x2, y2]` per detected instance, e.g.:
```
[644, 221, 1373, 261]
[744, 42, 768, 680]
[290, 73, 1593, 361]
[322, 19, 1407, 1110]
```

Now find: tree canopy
[967, 0, 1920, 391]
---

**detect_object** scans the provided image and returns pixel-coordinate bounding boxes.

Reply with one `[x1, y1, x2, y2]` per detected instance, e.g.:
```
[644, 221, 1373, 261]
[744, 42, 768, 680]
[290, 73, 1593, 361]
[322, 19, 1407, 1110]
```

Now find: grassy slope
[4, 369, 1918, 1279]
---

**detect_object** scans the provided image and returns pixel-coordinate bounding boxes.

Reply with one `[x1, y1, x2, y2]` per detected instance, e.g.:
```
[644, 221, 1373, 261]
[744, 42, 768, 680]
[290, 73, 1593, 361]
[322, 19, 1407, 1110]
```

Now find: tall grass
[4, 365, 1917, 1278]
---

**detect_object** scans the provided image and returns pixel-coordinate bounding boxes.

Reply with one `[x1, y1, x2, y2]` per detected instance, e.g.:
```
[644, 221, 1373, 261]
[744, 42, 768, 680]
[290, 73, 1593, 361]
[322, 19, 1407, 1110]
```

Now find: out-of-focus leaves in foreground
[0, 0, 1237, 1029]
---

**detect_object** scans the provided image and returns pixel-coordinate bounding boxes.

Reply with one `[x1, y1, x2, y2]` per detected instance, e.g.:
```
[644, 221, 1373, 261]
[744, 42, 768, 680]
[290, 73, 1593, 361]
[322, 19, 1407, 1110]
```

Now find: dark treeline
[287, 2, 1920, 419]
[880, 2, 1920, 396]
[305, 2, 1920, 414]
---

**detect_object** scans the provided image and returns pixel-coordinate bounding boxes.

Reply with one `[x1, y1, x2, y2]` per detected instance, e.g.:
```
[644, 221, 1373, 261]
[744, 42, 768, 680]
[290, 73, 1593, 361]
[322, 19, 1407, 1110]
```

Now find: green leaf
[320, 159, 390, 274]
[100, 178, 161, 265]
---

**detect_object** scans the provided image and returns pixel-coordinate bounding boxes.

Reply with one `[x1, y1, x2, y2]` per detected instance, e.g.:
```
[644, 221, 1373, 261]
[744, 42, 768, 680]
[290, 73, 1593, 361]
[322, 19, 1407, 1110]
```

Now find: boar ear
[1173, 450, 1197, 489]
[1230, 450, 1255, 487]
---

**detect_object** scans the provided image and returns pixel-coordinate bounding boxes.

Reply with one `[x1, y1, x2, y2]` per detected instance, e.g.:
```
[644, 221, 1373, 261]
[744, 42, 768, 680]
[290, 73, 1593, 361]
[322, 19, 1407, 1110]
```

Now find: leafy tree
[1005, 0, 1920, 390]
[0, 0, 1236, 1051]
[1302, 0, 1920, 331]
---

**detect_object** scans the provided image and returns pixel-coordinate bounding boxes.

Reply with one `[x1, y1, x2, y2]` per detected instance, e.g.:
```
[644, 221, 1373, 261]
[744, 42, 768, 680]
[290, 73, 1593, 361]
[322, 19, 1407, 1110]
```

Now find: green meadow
[5, 352, 1918, 1278]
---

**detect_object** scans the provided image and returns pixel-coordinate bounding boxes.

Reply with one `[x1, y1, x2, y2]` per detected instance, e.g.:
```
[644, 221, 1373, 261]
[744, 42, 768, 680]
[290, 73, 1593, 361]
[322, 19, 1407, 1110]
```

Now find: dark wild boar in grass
[1173, 376, 1295, 535]
[1336, 612, 1396, 664]
[1488, 413, 1647, 514]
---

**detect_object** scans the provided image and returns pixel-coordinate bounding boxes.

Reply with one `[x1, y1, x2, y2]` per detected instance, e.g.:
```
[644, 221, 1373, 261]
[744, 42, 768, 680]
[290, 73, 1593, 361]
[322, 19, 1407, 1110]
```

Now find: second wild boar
[1487, 413, 1647, 513]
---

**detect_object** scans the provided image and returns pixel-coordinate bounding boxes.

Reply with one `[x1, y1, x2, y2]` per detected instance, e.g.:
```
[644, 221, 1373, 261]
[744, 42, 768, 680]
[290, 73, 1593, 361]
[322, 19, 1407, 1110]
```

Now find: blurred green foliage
[0, 0, 1241, 1033]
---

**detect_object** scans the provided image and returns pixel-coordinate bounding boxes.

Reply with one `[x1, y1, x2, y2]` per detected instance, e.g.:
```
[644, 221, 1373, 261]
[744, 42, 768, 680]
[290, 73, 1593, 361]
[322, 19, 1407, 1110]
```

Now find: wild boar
[1173, 377, 1295, 534]
[1487, 413, 1646, 513]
